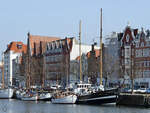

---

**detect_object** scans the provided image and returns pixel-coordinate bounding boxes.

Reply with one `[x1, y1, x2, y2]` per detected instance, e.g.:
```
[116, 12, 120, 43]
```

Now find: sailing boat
[0, 53, 14, 99]
[76, 8, 118, 105]
[51, 71, 77, 104]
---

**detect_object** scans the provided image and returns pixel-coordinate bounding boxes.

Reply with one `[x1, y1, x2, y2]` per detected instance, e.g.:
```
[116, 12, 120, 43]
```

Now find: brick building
[25, 33, 60, 87]
[118, 25, 150, 88]
[86, 44, 100, 84]
[45, 37, 93, 87]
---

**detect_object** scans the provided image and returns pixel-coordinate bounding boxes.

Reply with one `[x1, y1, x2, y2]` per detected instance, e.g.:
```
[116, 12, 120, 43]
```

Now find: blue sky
[0, 0, 150, 58]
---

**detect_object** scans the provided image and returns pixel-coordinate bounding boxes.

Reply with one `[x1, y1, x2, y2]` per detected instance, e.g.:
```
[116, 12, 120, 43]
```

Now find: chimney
[92, 44, 94, 51]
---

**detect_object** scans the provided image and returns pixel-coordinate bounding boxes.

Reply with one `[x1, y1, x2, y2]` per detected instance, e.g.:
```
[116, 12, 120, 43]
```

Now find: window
[125, 48, 130, 57]
[135, 50, 139, 57]
[136, 42, 139, 47]
[141, 42, 144, 47]
[126, 34, 130, 42]
[17, 44, 22, 49]
[143, 49, 147, 57]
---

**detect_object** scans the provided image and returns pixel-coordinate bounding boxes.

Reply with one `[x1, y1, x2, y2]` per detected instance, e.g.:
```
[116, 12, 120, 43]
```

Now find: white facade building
[4, 42, 27, 86]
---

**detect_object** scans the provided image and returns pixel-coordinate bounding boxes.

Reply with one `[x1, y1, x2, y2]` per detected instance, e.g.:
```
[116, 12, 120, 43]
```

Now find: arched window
[126, 34, 130, 42]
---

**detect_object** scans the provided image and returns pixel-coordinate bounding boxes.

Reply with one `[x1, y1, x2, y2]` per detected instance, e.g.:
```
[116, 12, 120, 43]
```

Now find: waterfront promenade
[0, 99, 149, 113]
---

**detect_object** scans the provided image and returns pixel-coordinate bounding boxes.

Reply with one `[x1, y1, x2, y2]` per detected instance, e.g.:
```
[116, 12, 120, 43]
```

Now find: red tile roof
[5, 42, 27, 54]
[29, 34, 60, 49]
[28, 33, 60, 55]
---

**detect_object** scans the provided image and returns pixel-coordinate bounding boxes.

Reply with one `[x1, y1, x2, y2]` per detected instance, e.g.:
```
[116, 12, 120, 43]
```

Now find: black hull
[37, 98, 51, 101]
[76, 88, 118, 105]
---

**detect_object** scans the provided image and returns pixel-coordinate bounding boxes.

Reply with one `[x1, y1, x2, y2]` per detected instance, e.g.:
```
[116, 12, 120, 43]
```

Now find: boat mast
[28, 52, 30, 89]
[27, 35, 31, 89]
[100, 8, 103, 85]
[1, 53, 4, 89]
[42, 55, 45, 88]
[79, 20, 82, 83]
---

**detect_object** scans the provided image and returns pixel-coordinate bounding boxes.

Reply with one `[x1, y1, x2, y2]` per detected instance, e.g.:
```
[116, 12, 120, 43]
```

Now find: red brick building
[118, 26, 150, 88]
[86, 44, 100, 84]
[25, 33, 60, 87]
[45, 37, 92, 87]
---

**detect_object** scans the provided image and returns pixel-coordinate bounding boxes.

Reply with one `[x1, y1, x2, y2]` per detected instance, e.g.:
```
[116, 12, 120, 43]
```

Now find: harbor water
[0, 99, 150, 113]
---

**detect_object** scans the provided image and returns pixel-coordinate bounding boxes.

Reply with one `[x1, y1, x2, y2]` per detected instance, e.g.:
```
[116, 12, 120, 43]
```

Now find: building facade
[25, 33, 60, 88]
[118, 25, 150, 88]
[104, 32, 120, 87]
[0, 61, 3, 86]
[86, 44, 100, 84]
[45, 37, 95, 87]
[4, 42, 27, 86]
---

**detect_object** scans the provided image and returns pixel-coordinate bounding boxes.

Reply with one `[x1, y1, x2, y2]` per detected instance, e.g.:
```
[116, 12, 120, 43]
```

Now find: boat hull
[38, 93, 52, 101]
[21, 96, 38, 101]
[51, 95, 77, 104]
[0, 88, 14, 99]
[76, 88, 118, 105]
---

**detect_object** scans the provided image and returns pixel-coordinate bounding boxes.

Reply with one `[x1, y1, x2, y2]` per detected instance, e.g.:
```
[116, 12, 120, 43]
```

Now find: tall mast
[79, 20, 82, 83]
[42, 56, 45, 88]
[27, 34, 31, 89]
[28, 52, 30, 89]
[100, 8, 103, 85]
[1, 53, 4, 89]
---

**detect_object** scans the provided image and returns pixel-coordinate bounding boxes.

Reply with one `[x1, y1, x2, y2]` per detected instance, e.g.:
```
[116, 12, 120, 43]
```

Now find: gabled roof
[46, 37, 73, 53]
[28, 34, 60, 49]
[28, 33, 60, 55]
[5, 42, 27, 54]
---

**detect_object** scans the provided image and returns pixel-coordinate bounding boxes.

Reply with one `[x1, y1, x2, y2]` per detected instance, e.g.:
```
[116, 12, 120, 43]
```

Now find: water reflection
[0, 99, 149, 113]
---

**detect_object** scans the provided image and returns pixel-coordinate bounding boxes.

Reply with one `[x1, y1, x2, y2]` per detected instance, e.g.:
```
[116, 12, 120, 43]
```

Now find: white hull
[16, 91, 26, 100]
[38, 93, 52, 100]
[21, 95, 38, 101]
[51, 95, 77, 104]
[0, 88, 14, 99]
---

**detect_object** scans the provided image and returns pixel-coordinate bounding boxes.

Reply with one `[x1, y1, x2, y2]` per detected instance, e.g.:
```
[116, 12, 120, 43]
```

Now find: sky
[0, 0, 150, 59]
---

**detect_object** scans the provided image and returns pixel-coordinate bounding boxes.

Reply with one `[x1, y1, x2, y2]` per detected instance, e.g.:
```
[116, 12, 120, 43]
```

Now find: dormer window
[17, 44, 22, 49]
[126, 34, 130, 42]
